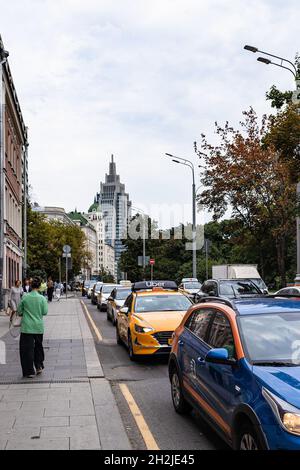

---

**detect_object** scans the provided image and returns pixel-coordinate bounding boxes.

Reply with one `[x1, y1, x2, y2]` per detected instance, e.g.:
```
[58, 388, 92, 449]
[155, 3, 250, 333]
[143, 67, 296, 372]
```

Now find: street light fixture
[257, 57, 271, 65]
[244, 44, 298, 75]
[165, 153, 197, 279]
[244, 44, 300, 283]
[257, 56, 296, 79]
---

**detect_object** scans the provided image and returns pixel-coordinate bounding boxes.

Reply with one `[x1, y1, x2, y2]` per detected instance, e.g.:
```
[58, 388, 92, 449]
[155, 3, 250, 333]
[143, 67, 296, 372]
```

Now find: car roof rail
[194, 294, 237, 310]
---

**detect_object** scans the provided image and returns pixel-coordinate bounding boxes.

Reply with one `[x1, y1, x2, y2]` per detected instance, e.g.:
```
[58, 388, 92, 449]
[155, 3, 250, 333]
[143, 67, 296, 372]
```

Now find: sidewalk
[0, 298, 131, 450]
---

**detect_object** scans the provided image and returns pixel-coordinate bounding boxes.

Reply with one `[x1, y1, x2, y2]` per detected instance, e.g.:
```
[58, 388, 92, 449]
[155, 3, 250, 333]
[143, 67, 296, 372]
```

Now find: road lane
[83, 298, 228, 450]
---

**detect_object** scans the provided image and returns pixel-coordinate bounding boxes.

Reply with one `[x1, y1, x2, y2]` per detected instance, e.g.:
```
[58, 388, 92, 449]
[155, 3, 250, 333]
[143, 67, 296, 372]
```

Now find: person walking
[23, 278, 32, 294]
[55, 281, 62, 301]
[17, 277, 48, 378]
[47, 277, 54, 302]
[39, 279, 47, 297]
[9, 280, 23, 320]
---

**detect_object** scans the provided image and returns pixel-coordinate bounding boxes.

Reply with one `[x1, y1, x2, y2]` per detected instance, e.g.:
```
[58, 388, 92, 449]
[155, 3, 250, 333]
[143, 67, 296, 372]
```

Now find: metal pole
[205, 240, 209, 280]
[164, 154, 197, 279]
[192, 168, 197, 279]
[293, 79, 300, 283]
[23, 137, 28, 280]
[142, 215, 146, 280]
[65, 255, 68, 299]
[151, 263, 153, 281]
[58, 257, 61, 284]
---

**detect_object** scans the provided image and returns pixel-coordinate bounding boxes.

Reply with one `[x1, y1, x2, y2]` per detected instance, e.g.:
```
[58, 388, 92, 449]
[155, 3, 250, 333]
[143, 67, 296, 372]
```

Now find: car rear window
[135, 294, 192, 313]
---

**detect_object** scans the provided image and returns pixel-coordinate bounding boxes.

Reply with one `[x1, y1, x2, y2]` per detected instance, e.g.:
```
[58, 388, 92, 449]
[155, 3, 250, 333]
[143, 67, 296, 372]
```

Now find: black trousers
[47, 287, 54, 302]
[19, 333, 44, 377]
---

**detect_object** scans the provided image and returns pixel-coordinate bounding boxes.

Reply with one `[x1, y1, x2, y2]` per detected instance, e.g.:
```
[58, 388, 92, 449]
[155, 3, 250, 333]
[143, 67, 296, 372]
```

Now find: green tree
[195, 108, 298, 287]
[27, 205, 89, 280]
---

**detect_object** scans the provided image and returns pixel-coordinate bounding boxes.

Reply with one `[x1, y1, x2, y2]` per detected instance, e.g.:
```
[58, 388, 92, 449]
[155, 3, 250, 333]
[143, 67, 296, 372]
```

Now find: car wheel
[116, 322, 122, 345]
[236, 422, 265, 450]
[128, 331, 137, 361]
[170, 367, 191, 414]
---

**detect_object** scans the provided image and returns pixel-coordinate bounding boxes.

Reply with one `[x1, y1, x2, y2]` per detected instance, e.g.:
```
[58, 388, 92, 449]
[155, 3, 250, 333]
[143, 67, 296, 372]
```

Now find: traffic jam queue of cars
[83, 278, 300, 450]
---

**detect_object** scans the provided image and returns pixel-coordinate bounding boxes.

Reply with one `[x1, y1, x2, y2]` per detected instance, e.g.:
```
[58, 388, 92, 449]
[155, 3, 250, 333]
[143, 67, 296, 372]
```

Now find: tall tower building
[95, 155, 131, 279]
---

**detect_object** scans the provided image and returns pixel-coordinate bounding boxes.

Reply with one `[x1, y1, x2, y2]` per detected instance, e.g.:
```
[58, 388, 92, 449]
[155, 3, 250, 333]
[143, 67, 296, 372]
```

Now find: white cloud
[0, 0, 298, 226]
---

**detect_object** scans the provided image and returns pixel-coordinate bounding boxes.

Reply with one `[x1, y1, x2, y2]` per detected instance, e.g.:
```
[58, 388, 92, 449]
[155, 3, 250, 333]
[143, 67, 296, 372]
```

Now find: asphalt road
[83, 298, 228, 450]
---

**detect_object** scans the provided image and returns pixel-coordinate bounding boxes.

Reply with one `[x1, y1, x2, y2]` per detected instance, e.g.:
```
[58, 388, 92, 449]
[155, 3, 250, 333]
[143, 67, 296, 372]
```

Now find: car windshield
[95, 283, 102, 292]
[219, 280, 260, 296]
[249, 278, 266, 291]
[135, 294, 192, 313]
[102, 285, 116, 293]
[184, 282, 201, 289]
[116, 289, 131, 300]
[239, 312, 300, 364]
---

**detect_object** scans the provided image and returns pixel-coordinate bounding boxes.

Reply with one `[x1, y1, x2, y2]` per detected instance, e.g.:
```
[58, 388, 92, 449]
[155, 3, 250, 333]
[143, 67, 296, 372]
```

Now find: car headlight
[263, 388, 300, 436]
[134, 324, 153, 333]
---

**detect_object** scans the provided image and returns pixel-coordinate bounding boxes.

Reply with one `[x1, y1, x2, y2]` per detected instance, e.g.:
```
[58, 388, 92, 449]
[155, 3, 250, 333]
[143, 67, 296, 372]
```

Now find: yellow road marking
[119, 383, 160, 450]
[80, 300, 103, 342]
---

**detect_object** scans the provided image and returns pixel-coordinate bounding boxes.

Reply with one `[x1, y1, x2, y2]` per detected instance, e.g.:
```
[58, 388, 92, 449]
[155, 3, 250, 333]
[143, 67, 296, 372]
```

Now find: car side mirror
[205, 348, 237, 366]
[119, 306, 129, 315]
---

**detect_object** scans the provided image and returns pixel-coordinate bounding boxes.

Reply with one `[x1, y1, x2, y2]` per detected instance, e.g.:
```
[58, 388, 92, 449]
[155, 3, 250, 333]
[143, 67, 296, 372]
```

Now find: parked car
[97, 284, 119, 311]
[116, 281, 192, 361]
[197, 278, 264, 300]
[212, 264, 268, 292]
[107, 286, 132, 325]
[91, 281, 103, 305]
[275, 286, 300, 297]
[179, 280, 202, 298]
[82, 280, 92, 297]
[87, 281, 97, 299]
[169, 296, 300, 450]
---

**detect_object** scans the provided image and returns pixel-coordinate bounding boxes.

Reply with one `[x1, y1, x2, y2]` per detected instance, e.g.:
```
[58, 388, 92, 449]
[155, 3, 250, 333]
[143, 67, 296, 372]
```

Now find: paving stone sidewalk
[0, 298, 131, 450]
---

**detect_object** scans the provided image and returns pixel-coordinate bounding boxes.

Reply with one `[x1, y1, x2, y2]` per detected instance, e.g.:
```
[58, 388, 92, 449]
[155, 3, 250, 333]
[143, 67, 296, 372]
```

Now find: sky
[0, 0, 298, 227]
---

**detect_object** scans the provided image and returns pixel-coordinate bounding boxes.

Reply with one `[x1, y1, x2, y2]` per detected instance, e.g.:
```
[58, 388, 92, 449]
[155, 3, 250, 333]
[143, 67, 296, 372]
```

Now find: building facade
[68, 210, 98, 280]
[0, 36, 28, 298]
[85, 203, 115, 277]
[32, 205, 75, 226]
[94, 155, 131, 280]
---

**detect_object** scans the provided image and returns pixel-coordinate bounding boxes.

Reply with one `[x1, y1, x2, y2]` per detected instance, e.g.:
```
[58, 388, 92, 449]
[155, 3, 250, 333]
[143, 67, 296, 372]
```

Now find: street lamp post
[132, 206, 147, 280]
[165, 153, 197, 279]
[244, 44, 300, 283]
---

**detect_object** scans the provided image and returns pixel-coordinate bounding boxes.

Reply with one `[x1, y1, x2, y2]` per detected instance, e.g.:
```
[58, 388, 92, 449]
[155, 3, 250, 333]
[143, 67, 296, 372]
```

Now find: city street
[82, 298, 228, 450]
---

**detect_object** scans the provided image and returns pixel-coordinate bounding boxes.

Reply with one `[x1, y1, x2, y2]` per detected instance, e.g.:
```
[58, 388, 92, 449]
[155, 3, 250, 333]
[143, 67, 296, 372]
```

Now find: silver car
[97, 284, 119, 311]
[106, 287, 132, 325]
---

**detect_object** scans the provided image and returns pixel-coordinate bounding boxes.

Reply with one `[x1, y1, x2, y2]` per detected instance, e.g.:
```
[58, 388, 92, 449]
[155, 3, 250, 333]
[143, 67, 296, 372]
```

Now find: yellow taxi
[116, 281, 192, 360]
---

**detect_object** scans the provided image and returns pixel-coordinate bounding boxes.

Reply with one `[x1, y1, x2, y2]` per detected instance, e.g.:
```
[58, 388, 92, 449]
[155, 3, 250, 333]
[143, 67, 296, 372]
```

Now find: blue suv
[168, 296, 300, 450]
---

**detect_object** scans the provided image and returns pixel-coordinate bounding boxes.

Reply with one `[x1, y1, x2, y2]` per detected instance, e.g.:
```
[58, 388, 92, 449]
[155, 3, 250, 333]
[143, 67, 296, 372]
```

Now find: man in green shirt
[18, 277, 48, 378]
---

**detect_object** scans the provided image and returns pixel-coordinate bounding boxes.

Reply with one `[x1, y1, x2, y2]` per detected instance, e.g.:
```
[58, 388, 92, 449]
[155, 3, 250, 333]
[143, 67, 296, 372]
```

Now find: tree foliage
[195, 108, 298, 286]
[27, 205, 90, 280]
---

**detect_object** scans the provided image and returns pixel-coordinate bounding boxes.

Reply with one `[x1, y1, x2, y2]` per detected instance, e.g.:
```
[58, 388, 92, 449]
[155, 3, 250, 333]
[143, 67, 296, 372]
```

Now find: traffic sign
[63, 245, 71, 254]
[62, 253, 72, 258]
[138, 256, 150, 266]
[150, 259, 155, 265]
